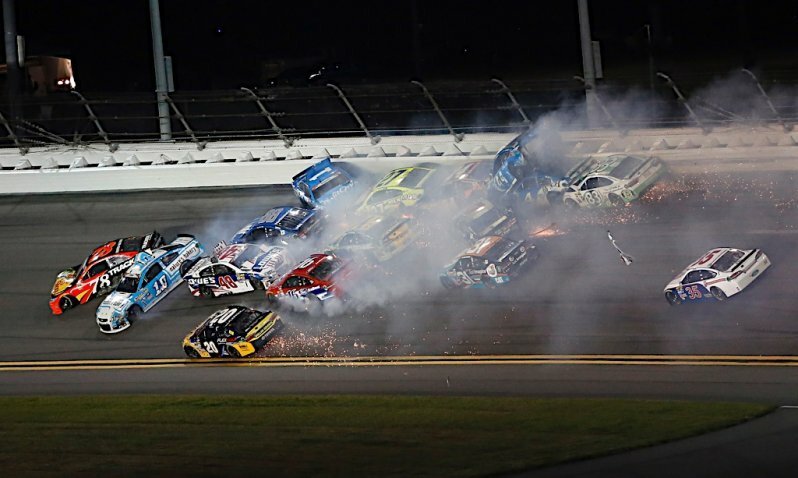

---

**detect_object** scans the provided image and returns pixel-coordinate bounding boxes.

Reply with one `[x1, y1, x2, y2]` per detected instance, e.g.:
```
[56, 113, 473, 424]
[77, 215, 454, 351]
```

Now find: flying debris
[607, 230, 634, 266]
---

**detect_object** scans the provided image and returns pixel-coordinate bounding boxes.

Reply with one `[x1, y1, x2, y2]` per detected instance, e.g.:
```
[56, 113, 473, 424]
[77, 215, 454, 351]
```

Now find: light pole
[149, 0, 172, 140]
[577, 0, 598, 128]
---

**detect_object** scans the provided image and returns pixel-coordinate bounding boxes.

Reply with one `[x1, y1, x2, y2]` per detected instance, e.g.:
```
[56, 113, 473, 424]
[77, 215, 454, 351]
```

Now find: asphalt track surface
[2, 169, 798, 475]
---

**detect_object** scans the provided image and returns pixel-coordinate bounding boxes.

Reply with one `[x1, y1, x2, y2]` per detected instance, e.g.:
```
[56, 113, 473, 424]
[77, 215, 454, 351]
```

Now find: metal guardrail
[2, 72, 797, 154]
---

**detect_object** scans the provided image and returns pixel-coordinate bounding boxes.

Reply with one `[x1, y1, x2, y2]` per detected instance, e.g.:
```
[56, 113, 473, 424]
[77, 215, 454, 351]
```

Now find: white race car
[663, 247, 770, 305]
[183, 242, 293, 298]
[551, 154, 665, 208]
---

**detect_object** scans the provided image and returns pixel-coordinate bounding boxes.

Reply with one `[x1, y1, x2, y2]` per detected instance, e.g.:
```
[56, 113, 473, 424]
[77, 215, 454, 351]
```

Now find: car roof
[462, 235, 502, 257]
[375, 166, 432, 190]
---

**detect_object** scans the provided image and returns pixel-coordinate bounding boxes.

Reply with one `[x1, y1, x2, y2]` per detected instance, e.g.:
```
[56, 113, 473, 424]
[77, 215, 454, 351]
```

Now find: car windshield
[231, 310, 262, 335]
[484, 237, 514, 261]
[120, 237, 145, 252]
[711, 250, 745, 272]
[367, 189, 401, 205]
[399, 168, 430, 188]
[309, 257, 342, 280]
[469, 206, 503, 234]
[312, 173, 349, 199]
[609, 156, 643, 179]
[230, 245, 261, 268]
[116, 275, 139, 293]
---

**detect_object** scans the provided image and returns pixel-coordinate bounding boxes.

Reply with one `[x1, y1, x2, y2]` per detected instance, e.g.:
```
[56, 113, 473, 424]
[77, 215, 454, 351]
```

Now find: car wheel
[564, 199, 579, 209]
[184, 346, 200, 358]
[546, 191, 564, 206]
[60, 295, 77, 312]
[249, 278, 265, 290]
[226, 345, 241, 358]
[199, 285, 214, 298]
[665, 290, 681, 306]
[127, 305, 142, 324]
[710, 287, 727, 301]
[440, 276, 457, 290]
[266, 293, 279, 307]
[608, 194, 624, 207]
[306, 294, 323, 315]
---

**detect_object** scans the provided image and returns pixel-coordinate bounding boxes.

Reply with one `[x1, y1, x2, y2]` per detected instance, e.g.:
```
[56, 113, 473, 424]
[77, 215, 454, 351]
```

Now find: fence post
[164, 95, 206, 150]
[410, 80, 463, 142]
[70, 91, 118, 152]
[657, 72, 710, 134]
[326, 83, 380, 145]
[490, 78, 530, 124]
[0, 109, 28, 155]
[240, 87, 294, 147]
[741, 69, 791, 132]
[573, 76, 626, 136]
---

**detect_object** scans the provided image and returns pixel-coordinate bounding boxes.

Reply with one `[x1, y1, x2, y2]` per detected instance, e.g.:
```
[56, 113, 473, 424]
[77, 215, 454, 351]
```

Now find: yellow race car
[357, 165, 437, 214]
[328, 214, 418, 263]
[183, 305, 283, 358]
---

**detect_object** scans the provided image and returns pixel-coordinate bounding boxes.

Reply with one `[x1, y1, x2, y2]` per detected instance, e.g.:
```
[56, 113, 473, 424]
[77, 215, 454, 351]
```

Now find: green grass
[0, 395, 771, 477]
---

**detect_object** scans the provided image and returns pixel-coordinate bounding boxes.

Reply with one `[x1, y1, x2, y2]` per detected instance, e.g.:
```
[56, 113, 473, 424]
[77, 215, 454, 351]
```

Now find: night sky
[5, 0, 798, 92]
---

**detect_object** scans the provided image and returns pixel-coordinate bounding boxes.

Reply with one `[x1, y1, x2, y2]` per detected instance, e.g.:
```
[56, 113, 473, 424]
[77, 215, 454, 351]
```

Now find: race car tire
[710, 287, 727, 301]
[266, 293, 279, 305]
[665, 290, 681, 306]
[546, 191, 564, 206]
[564, 199, 579, 209]
[608, 194, 624, 207]
[127, 305, 142, 324]
[249, 278, 265, 290]
[306, 294, 323, 315]
[440, 276, 457, 290]
[199, 285, 214, 298]
[60, 295, 77, 312]
[226, 345, 241, 358]
[184, 346, 200, 358]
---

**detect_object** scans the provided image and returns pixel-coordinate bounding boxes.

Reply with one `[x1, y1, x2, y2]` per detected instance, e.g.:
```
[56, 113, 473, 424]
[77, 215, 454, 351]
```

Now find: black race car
[183, 305, 283, 358]
[440, 235, 536, 289]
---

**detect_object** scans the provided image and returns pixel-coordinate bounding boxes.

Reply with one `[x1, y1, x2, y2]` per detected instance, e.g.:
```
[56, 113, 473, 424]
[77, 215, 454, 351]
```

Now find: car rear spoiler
[292, 157, 333, 182]
[626, 156, 659, 179]
[731, 249, 757, 272]
[565, 156, 596, 183]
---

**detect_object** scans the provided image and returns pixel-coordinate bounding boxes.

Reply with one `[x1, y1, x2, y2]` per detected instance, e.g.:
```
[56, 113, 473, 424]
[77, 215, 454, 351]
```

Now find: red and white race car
[663, 247, 771, 305]
[49, 231, 163, 315]
[266, 253, 352, 309]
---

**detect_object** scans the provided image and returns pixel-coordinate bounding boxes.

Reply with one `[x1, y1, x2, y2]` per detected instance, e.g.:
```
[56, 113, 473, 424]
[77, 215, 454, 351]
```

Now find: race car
[231, 206, 322, 244]
[663, 247, 771, 305]
[357, 165, 437, 215]
[182, 305, 283, 358]
[183, 242, 293, 298]
[292, 157, 355, 209]
[488, 127, 564, 202]
[266, 253, 352, 308]
[440, 235, 536, 289]
[454, 199, 519, 242]
[327, 214, 418, 263]
[49, 231, 163, 315]
[547, 154, 666, 208]
[95, 235, 204, 334]
[442, 160, 492, 201]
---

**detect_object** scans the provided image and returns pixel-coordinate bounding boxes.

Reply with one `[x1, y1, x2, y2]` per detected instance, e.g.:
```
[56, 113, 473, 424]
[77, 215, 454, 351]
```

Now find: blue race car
[488, 127, 564, 206]
[231, 206, 322, 244]
[291, 157, 355, 209]
[95, 235, 204, 334]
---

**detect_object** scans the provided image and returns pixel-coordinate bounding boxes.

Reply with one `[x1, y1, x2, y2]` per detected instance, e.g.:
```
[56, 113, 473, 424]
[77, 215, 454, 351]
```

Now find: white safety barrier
[2, 126, 798, 194]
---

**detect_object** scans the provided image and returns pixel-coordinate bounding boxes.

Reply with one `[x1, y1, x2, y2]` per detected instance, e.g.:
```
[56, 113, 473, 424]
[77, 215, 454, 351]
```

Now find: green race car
[357, 165, 437, 214]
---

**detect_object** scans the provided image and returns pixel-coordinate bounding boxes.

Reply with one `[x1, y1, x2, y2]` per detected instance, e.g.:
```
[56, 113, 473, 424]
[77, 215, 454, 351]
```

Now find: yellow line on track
[2, 354, 798, 372]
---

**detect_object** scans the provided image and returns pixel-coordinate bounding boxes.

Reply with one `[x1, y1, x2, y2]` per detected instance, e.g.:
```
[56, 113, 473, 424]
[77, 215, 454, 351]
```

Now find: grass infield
[0, 395, 771, 477]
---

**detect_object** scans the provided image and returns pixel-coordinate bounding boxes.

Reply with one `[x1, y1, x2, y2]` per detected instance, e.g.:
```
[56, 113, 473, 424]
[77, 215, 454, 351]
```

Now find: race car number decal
[685, 284, 702, 300]
[582, 190, 602, 205]
[203, 341, 219, 354]
[218, 275, 236, 288]
[153, 276, 169, 295]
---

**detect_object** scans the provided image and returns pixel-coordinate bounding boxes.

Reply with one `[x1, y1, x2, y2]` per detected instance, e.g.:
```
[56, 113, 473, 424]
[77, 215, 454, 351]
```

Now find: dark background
[5, 0, 798, 92]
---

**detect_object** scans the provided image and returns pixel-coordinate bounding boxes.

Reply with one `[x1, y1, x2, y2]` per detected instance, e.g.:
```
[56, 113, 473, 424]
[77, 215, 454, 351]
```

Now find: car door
[214, 264, 244, 292]
[578, 176, 614, 207]
[282, 275, 313, 298]
[679, 269, 715, 300]
[141, 262, 168, 310]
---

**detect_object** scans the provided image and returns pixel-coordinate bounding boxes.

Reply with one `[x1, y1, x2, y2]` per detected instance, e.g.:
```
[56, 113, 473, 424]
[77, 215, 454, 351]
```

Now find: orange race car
[49, 231, 163, 315]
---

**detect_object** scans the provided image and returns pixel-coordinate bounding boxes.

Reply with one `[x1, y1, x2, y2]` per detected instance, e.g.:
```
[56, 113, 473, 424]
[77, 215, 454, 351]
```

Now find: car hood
[98, 292, 132, 315]
[51, 269, 77, 297]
